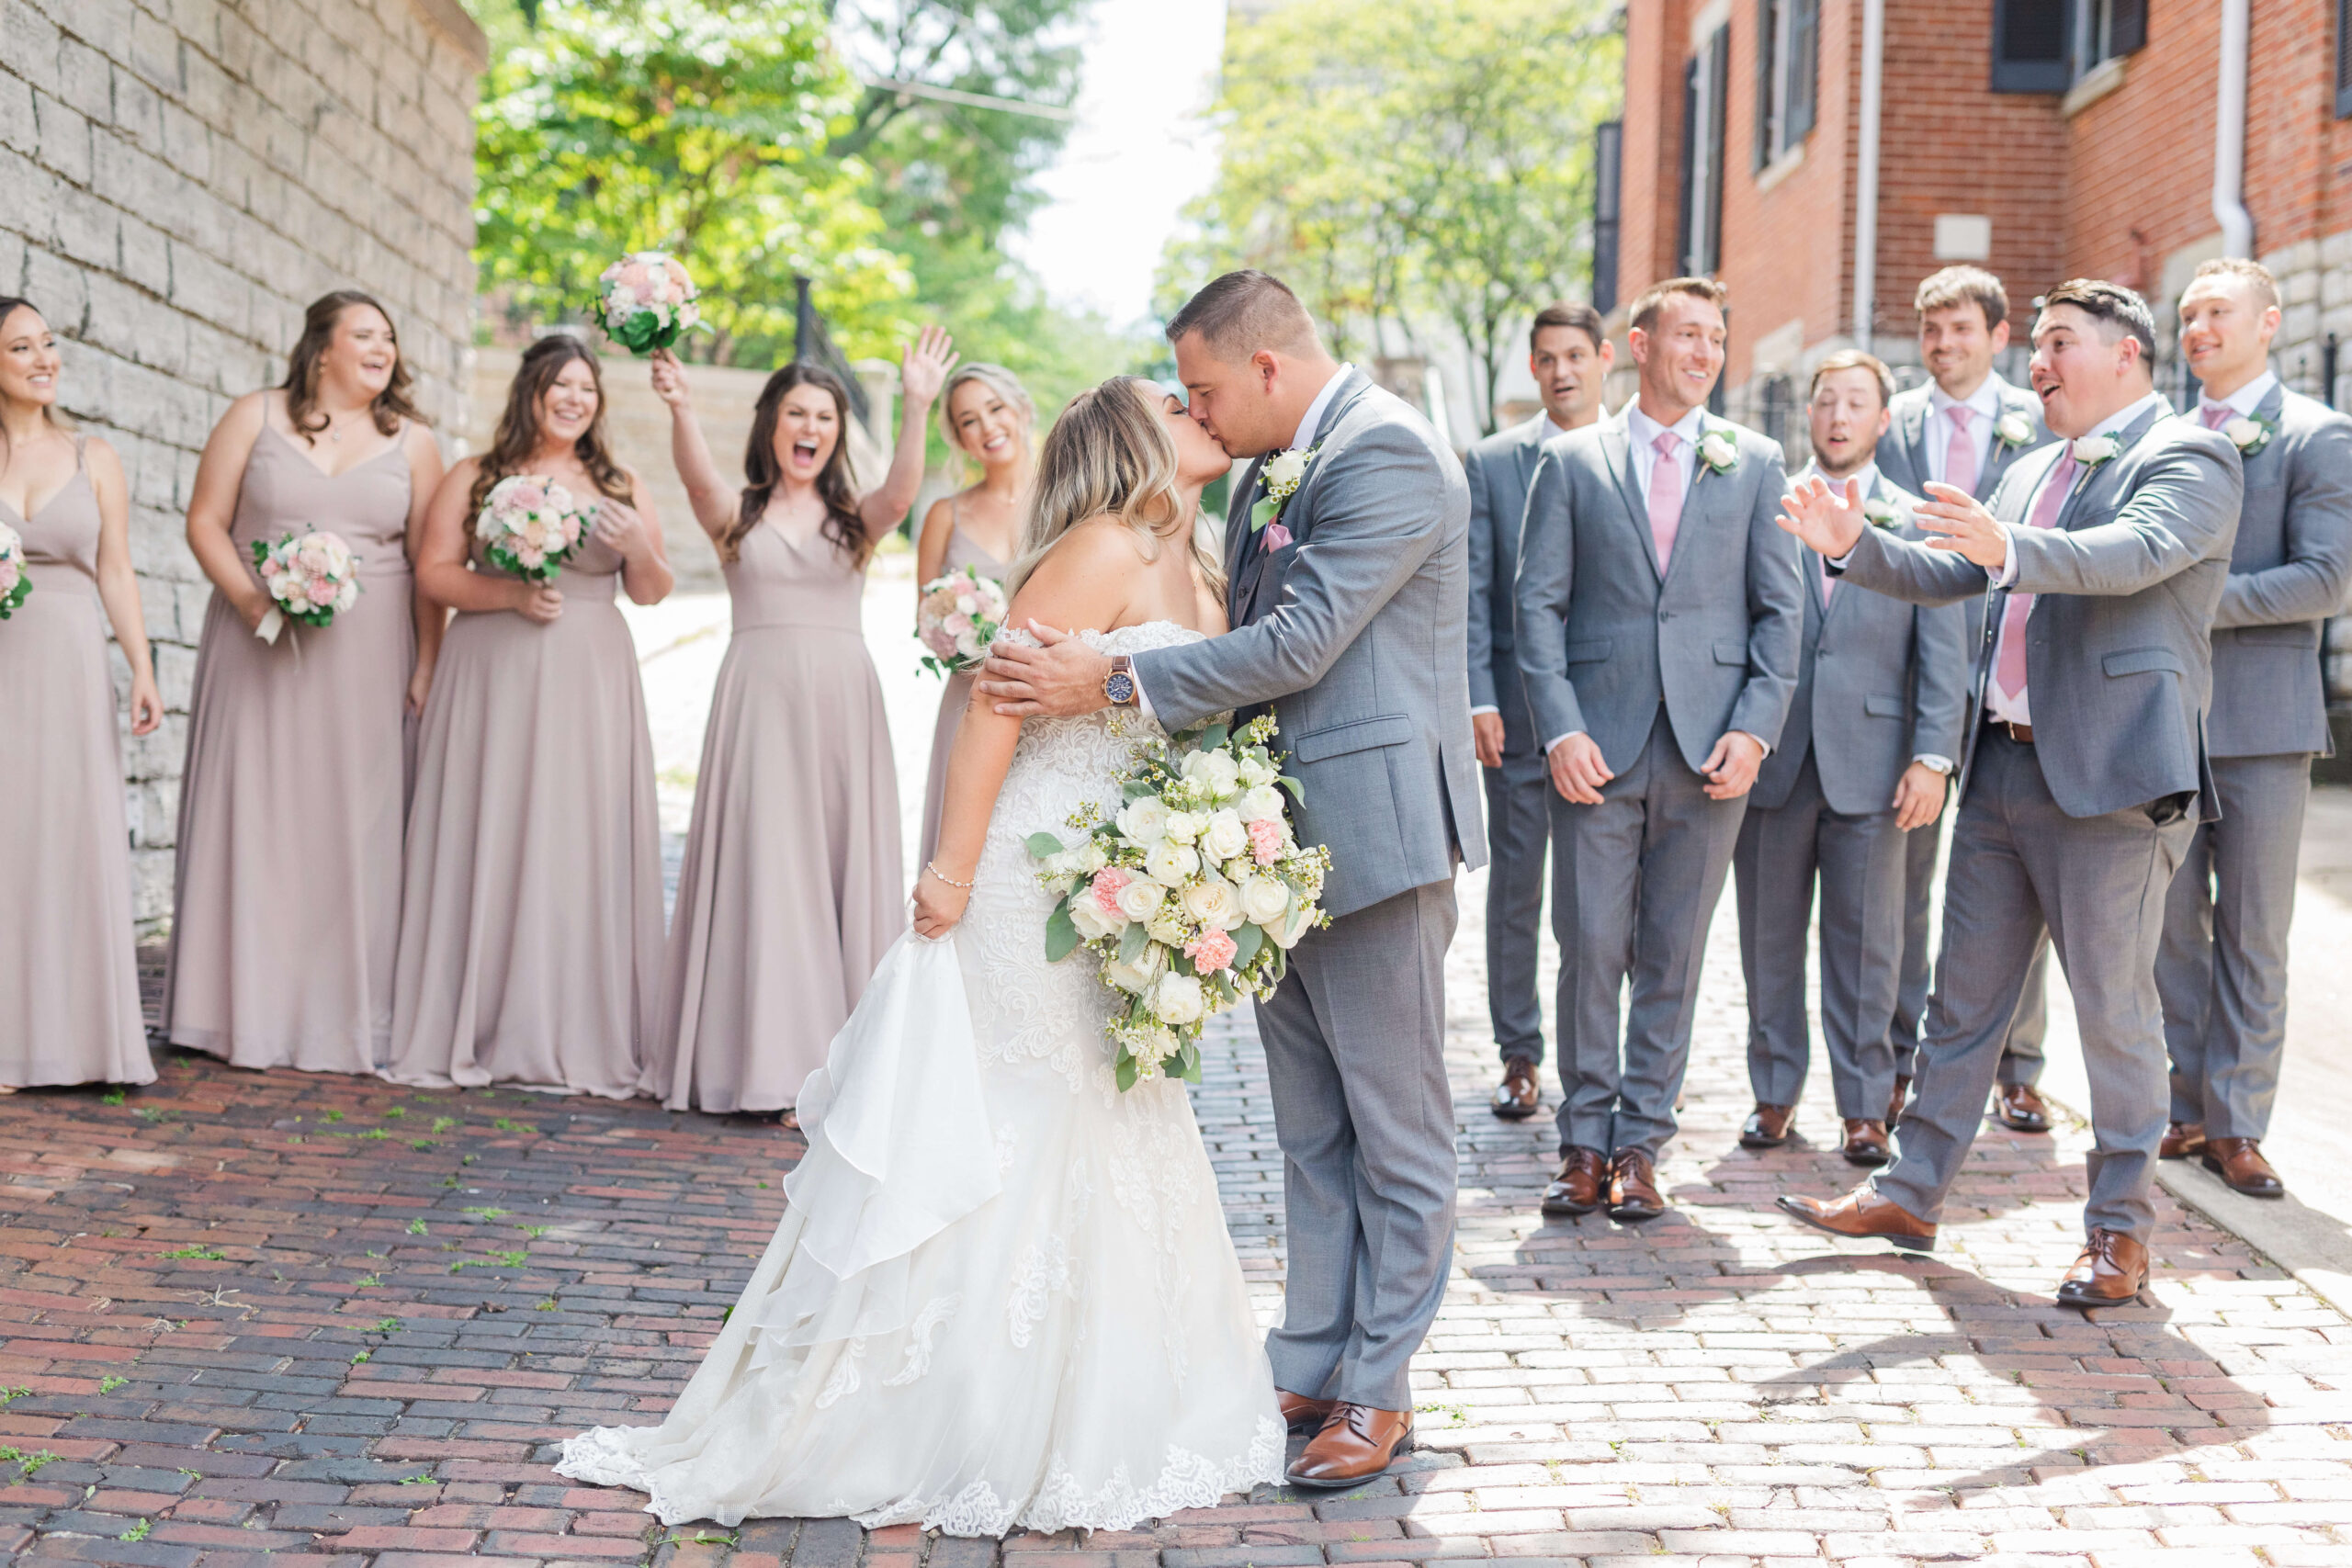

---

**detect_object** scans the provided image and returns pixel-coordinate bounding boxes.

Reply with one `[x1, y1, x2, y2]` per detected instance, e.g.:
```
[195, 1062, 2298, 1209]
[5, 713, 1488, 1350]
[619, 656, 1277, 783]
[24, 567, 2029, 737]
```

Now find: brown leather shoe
[1996, 1081, 2051, 1133]
[1605, 1147, 1667, 1222]
[1491, 1057, 1539, 1121]
[1739, 1102, 1796, 1149]
[1277, 1389, 1335, 1434]
[2160, 1120, 2208, 1159]
[1776, 1184, 1938, 1250]
[1840, 1119, 1892, 1167]
[2054, 1228, 2149, 1309]
[1540, 1146, 1606, 1216]
[1887, 1075, 1910, 1127]
[2202, 1136, 2285, 1198]
[1285, 1402, 1414, 1488]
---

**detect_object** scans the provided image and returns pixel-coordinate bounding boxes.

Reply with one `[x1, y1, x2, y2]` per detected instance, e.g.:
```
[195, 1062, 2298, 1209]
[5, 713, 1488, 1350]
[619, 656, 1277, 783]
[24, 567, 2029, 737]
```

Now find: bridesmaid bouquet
[1030, 714, 1330, 1089]
[0, 520, 28, 620]
[915, 566, 1010, 675]
[251, 528, 361, 644]
[477, 475, 592, 581]
[593, 252, 702, 355]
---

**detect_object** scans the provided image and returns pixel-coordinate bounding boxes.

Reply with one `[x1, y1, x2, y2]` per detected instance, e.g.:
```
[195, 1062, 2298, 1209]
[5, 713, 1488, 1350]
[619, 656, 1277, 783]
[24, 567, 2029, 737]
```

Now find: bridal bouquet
[477, 475, 593, 582]
[593, 252, 702, 355]
[251, 529, 360, 644]
[1031, 715, 1330, 1089]
[0, 520, 28, 620]
[916, 566, 1009, 675]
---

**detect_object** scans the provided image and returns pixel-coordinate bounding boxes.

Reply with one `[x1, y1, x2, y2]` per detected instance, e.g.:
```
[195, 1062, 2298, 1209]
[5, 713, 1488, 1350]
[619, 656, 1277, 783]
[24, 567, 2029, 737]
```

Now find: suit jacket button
[1658, 610, 1670, 623]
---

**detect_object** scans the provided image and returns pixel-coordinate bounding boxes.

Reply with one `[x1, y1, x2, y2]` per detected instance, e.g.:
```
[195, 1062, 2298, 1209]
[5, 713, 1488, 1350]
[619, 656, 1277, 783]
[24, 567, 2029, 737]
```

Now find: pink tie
[1647, 431, 1684, 570]
[1995, 451, 2078, 700]
[1819, 550, 1836, 606]
[1943, 405, 1977, 495]
[2201, 403, 2231, 430]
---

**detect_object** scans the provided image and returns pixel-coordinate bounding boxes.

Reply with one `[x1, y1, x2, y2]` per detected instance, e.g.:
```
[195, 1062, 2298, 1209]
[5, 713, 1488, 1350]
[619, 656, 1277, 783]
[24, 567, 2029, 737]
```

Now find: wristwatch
[1102, 654, 1136, 707]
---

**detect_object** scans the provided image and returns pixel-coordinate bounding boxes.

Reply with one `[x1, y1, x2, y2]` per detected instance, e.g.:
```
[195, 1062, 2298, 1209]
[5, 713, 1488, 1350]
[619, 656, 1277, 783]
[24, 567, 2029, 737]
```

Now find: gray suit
[1874, 378, 2056, 1089]
[1464, 414, 1555, 1065]
[1134, 367, 1477, 1410]
[1838, 403, 2242, 1239]
[1515, 409, 1803, 1156]
[2158, 381, 2352, 1138]
[1734, 475, 1969, 1119]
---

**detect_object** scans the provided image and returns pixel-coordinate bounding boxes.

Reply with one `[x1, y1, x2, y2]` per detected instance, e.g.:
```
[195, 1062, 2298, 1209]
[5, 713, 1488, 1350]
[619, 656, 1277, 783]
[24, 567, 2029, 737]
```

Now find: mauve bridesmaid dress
[388, 525, 663, 1098]
[0, 440, 153, 1087]
[916, 504, 1005, 869]
[163, 424, 416, 1073]
[641, 518, 903, 1112]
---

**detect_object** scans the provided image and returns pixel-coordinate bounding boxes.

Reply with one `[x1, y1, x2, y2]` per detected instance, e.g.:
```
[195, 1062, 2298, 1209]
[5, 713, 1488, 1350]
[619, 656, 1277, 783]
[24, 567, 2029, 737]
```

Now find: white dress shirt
[1800, 460, 1952, 776]
[1924, 375, 2006, 490]
[2199, 367, 2277, 421]
[1470, 411, 1585, 719]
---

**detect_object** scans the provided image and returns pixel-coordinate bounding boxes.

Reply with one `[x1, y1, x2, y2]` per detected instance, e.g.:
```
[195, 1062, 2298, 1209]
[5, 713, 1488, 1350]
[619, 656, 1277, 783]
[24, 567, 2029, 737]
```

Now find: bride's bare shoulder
[1007, 515, 1142, 628]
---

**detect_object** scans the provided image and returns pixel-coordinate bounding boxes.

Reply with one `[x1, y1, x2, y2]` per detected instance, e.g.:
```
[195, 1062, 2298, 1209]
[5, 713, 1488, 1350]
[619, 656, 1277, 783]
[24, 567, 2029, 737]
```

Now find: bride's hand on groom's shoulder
[977, 621, 1113, 718]
[912, 867, 972, 938]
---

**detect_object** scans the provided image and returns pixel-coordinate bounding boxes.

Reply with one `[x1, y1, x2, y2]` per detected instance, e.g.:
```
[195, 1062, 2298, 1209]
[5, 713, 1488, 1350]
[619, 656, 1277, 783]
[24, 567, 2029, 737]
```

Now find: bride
[556, 377, 1284, 1532]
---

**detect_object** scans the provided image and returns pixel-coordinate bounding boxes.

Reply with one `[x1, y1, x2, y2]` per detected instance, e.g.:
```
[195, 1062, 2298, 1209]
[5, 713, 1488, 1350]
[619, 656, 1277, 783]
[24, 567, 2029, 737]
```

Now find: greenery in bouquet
[476, 474, 593, 583]
[0, 520, 29, 620]
[250, 529, 361, 640]
[593, 251, 704, 355]
[916, 565, 1010, 676]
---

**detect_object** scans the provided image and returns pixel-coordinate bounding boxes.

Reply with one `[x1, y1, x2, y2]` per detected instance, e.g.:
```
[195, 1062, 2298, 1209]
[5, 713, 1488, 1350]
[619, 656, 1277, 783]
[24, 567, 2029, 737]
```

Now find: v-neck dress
[0, 443, 153, 1087]
[164, 423, 417, 1073]
[641, 517, 903, 1112]
[917, 509, 1007, 868]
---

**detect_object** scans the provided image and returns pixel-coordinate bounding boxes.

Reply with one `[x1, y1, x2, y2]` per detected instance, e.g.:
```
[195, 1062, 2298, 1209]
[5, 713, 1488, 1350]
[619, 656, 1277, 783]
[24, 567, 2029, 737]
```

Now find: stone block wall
[0, 0, 485, 928]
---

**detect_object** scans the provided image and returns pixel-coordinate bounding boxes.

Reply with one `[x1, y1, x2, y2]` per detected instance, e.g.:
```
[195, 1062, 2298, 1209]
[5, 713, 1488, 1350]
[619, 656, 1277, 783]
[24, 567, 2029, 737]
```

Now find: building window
[1752, 0, 1818, 170]
[1593, 120, 1622, 315]
[1680, 24, 1729, 276]
[2337, 0, 2352, 118]
[1992, 0, 2145, 93]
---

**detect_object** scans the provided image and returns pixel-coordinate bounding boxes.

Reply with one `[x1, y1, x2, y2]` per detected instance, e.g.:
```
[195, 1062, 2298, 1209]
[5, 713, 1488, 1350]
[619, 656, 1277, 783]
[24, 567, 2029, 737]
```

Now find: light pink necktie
[1647, 431, 1684, 570]
[1995, 451, 2078, 700]
[1943, 405, 1977, 495]
[2201, 403, 2232, 430]
[1819, 549, 1836, 606]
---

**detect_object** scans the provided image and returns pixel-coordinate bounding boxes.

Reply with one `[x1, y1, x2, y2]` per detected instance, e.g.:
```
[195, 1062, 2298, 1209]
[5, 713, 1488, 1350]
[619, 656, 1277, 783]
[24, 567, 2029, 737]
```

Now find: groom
[979, 269, 1478, 1486]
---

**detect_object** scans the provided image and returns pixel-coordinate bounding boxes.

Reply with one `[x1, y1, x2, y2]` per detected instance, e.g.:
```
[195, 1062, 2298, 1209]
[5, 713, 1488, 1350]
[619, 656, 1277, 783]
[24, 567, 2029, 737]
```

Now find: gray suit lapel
[1511, 415, 1546, 501]
[1600, 416, 1664, 582]
[1899, 399, 1933, 490]
[2053, 404, 2168, 533]
[1226, 454, 1267, 624]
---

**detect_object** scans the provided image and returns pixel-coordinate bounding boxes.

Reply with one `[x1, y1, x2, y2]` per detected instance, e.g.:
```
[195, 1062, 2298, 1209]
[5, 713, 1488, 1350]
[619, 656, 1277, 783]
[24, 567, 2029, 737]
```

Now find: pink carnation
[511, 482, 546, 511]
[1186, 929, 1238, 974]
[1089, 867, 1131, 917]
[306, 575, 337, 606]
[1247, 818, 1285, 865]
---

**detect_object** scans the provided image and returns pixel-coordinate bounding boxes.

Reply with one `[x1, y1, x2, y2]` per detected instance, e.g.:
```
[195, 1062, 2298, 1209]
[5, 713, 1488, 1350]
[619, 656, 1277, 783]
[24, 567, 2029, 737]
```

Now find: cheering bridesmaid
[0, 299, 162, 1090]
[164, 291, 445, 1074]
[390, 335, 673, 1097]
[913, 362, 1034, 867]
[639, 328, 954, 1116]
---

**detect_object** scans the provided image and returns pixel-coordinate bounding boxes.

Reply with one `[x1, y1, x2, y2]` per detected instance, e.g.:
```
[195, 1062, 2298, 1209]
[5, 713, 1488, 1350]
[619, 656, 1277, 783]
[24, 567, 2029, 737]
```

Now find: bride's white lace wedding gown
[556, 622, 1284, 1533]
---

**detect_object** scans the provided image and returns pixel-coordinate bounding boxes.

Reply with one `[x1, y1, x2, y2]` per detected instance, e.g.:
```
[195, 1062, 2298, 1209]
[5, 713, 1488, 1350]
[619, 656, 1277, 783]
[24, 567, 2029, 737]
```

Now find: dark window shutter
[1705, 28, 1729, 274]
[1789, 0, 1820, 139]
[1992, 0, 2069, 93]
[1593, 120, 1621, 315]
[1753, 0, 1777, 172]
[1679, 53, 1701, 275]
[2337, 0, 2352, 117]
[2110, 0, 2147, 56]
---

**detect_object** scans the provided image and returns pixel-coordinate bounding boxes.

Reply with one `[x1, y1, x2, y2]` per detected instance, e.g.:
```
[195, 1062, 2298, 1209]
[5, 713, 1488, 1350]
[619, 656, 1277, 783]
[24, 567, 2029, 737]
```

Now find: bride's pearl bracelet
[925, 861, 976, 891]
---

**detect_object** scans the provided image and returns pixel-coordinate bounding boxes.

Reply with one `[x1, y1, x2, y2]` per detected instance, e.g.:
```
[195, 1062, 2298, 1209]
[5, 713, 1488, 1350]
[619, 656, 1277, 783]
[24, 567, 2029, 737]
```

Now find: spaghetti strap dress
[917, 505, 1006, 868]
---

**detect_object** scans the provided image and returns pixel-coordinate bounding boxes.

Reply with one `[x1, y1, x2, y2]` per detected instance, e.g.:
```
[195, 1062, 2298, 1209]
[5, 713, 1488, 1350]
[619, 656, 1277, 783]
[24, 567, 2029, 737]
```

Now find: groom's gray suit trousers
[1255, 877, 1457, 1412]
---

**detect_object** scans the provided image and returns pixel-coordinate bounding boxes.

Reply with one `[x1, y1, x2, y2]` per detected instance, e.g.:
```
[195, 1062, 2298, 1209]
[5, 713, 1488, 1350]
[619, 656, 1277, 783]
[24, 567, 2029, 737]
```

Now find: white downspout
[2213, 0, 2253, 257]
[1853, 0, 1884, 354]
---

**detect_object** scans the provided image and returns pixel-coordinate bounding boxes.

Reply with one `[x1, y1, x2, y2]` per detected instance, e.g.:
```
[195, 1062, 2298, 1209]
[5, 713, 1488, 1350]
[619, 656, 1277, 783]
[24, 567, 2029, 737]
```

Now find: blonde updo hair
[935, 363, 1036, 469]
[1004, 376, 1226, 603]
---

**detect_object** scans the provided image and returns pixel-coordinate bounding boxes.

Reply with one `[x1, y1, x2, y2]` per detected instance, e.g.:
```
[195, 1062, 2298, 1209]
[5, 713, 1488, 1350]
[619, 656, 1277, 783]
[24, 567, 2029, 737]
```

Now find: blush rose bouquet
[915, 565, 1010, 675]
[476, 474, 593, 583]
[0, 520, 29, 620]
[1030, 713, 1330, 1090]
[251, 528, 360, 644]
[593, 252, 702, 355]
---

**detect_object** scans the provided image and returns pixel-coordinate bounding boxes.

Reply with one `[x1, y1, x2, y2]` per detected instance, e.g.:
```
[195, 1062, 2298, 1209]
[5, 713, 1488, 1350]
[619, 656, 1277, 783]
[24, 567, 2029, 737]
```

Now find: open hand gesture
[592, 497, 650, 560]
[900, 325, 958, 411]
[1915, 481, 2011, 569]
[1775, 473, 1869, 560]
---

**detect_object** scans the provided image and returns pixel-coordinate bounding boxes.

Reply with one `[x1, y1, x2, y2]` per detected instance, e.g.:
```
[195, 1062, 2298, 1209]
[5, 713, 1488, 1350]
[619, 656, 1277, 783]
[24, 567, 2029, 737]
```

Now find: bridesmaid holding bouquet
[639, 329, 953, 1115]
[164, 291, 446, 1074]
[0, 298, 163, 1089]
[913, 363, 1034, 867]
[390, 336, 673, 1097]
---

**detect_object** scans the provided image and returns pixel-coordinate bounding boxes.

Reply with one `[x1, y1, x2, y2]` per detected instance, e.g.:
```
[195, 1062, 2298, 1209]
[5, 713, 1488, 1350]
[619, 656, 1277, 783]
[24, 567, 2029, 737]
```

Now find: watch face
[1105, 671, 1136, 704]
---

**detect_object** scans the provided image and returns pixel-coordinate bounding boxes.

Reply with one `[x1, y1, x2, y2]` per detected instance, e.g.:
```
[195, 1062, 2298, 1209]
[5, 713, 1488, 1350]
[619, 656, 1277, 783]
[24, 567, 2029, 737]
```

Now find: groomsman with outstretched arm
[1466, 302, 1614, 1122]
[1514, 276, 1802, 1224]
[1776, 280, 2241, 1308]
[2155, 258, 2352, 1197]
[1733, 352, 1968, 1168]
[1872, 265, 2058, 1136]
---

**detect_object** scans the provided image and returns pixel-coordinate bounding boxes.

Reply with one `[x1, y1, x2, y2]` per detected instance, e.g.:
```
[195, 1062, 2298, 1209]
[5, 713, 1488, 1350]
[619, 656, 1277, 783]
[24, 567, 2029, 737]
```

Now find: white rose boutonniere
[1250, 445, 1320, 547]
[1861, 496, 1902, 530]
[1994, 410, 2036, 450]
[2069, 434, 2120, 469]
[1693, 427, 1739, 481]
[2222, 413, 2275, 458]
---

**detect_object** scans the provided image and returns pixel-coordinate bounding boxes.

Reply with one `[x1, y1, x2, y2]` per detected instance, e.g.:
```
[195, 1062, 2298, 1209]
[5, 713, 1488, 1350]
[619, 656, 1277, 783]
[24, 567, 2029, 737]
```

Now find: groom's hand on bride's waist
[978, 620, 1114, 717]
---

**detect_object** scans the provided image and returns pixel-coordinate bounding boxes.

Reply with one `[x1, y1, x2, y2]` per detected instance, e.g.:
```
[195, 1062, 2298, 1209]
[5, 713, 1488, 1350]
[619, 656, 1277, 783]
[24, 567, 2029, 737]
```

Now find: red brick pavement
[0, 928, 2345, 1567]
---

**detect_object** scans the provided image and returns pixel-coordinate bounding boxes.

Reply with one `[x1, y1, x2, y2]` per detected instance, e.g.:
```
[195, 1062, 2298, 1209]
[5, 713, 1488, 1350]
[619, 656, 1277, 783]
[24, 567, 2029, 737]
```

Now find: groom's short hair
[1168, 270, 1320, 359]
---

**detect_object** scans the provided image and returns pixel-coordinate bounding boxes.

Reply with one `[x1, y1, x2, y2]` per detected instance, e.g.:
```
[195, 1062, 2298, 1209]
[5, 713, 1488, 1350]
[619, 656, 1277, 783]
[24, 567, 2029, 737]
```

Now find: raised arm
[1510, 446, 1585, 746]
[649, 350, 738, 539]
[857, 326, 957, 536]
[2007, 435, 2242, 597]
[2213, 416, 2352, 628]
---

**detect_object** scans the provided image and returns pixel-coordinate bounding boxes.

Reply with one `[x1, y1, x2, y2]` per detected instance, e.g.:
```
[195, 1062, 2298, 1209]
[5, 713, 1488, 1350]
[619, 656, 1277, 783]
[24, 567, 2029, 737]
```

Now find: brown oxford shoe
[2054, 1228, 2149, 1309]
[2202, 1136, 2285, 1198]
[1540, 1146, 1606, 1217]
[1887, 1074, 1910, 1128]
[1840, 1119, 1892, 1167]
[1739, 1102, 1796, 1149]
[2160, 1120, 2208, 1159]
[1285, 1402, 1414, 1488]
[1491, 1057, 1540, 1121]
[1776, 1184, 1938, 1250]
[1606, 1147, 1668, 1223]
[1277, 1389, 1336, 1434]
[1996, 1081, 2052, 1133]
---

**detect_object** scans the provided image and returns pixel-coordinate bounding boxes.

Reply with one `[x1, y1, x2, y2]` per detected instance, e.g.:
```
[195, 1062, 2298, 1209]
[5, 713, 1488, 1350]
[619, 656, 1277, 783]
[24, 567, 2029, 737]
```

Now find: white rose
[1238, 755, 1276, 788]
[2222, 416, 2264, 450]
[1145, 906, 1191, 945]
[1182, 749, 1242, 798]
[1068, 896, 1125, 942]
[1128, 1022, 1178, 1066]
[1996, 411, 2035, 446]
[2070, 434, 2118, 465]
[1199, 810, 1250, 863]
[1162, 810, 1204, 845]
[1182, 875, 1244, 931]
[1114, 877, 1167, 922]
[1143, 839, 1200, 886]
[1080, 840, 1110, 874]
[1103, 942, 1167, 994]
[1150, 973, 1206, 1026]
[1238, 874, 1290, 926]
[1269, 903, 1317, 950]
[1115, 796, 1170, 844]
[1698, 430, 1738, 468]
[1238, 784, 1287, 824]
[1223, 857, 1256, 886]
[1262, 448, 1308, 489]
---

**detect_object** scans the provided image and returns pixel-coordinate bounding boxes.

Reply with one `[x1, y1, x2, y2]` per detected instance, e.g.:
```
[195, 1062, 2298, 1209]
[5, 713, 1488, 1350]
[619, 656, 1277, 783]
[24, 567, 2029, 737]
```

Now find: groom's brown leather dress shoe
[1605, 1148, 1667, 1222]
[1887, 1074, 1911, 1127]
[1277, 1390, 1336, 1434]
[1839, 1119, 1892, 1167]
[2054, 1228, 2149, 1309]
[1739, 1102, 1795, 1149]
[2202, 1137, 2285, 1198]
[1491, 1058, 1539, 1121]
[1540, 1147, 1605, 1216]
[2160, 1120, 2208, 1159]
[1285, 1403, 1414, 1488]
[1776, 1185, 1938, 1250]
[1996, 1082, 2051, 1133]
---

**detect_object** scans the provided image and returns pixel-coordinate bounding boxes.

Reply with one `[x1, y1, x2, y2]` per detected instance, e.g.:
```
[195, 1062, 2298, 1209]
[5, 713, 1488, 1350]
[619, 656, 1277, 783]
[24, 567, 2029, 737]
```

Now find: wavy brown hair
[281, 290, 423, 444]
[467, 335, 635, 519]
[720, 363, 865, 564]
[1004, 377, 1225, 601]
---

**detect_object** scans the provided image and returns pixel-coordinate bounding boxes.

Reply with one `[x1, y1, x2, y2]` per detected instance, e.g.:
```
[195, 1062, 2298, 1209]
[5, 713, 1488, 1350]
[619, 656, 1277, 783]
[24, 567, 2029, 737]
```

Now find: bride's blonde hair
[1003, 376, 1227, 602]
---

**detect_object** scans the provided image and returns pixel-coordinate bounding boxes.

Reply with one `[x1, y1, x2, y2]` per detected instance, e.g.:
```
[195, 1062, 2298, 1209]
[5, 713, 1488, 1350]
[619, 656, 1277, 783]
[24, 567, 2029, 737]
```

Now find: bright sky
[1005, 0, 1230, 329]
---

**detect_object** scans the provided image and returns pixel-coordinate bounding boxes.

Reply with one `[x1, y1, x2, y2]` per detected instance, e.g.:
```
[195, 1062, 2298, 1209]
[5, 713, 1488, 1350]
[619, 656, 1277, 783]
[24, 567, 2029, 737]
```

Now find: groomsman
[1873, 265, 2058, 1136]
[1466, 303, 1614, 1122]
[1516, 276, 1802, 1223]
[1734, 352, 1968, 1167]
[2157, 258, 2352, 1197]
[1777, 280, 2241, 1308]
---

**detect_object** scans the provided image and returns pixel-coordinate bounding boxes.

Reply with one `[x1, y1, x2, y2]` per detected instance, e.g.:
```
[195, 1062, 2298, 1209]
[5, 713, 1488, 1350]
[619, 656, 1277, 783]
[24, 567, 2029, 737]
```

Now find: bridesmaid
[164, 291, 446, 1073]
[389, 335, 673, 1097]
[912, 363, 1034, 867]
[0, 298, 163, 1090]
[639, 328, 954, 1115]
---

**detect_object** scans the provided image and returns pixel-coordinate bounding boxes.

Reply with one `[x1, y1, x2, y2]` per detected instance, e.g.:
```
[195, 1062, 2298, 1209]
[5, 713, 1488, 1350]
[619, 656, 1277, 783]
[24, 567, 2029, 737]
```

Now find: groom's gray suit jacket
[1133, 369, 1482, 918]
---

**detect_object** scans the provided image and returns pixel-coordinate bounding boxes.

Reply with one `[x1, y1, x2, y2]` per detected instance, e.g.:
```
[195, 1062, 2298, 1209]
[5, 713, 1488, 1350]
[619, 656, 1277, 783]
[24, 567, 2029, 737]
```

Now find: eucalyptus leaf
[1115, 1055, 1140, 1093]
[1277, 774, 1306, 800]
[1196, 723, 1229, 752]
[1044, 901, 1080, 962]
[1231, 920, 1264, 967]
[1118, 921, 1148, 964]
[1024, 831, 1068, 859]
